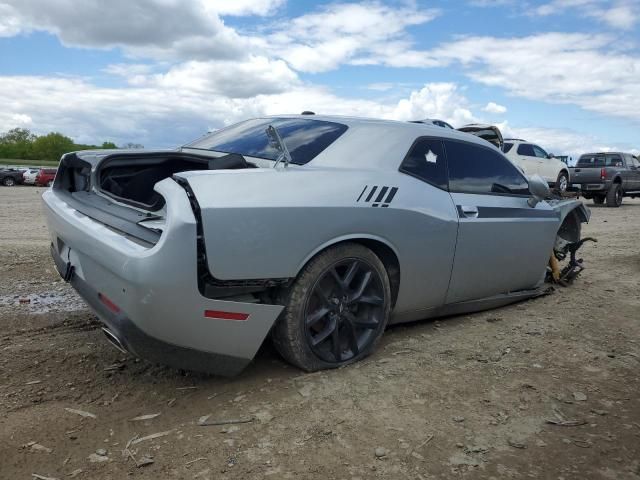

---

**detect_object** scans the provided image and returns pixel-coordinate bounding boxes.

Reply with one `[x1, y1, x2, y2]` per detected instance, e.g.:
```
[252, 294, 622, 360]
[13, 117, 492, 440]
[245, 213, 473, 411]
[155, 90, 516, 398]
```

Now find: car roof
[266, 114, 502, 169]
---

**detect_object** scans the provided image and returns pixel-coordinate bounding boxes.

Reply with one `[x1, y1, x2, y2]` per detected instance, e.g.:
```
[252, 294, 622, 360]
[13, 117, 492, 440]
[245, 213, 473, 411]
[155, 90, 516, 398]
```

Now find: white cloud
[391, 83, 476, 125]
[0, 0, 269, 60]
[204, 0, 285, 16]
[432, 33, 640, 122]
[267, 2, 441, 72]
[531, 0, 639, 30]
[501, 123, 638, 159]
[139, 56, 300, 98]
[483, 102, 507, 114]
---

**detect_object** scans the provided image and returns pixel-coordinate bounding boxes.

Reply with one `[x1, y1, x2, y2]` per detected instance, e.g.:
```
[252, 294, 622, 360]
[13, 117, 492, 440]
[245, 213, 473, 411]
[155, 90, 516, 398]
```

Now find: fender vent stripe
[204, 310, 250, 321]
[357, 185, 399, 207]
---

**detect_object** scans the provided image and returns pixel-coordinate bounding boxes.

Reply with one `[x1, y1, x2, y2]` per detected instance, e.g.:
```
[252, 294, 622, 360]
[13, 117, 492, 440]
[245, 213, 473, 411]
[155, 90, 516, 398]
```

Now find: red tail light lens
[600, 168, 606, 180]
[98, 293, 121, 314]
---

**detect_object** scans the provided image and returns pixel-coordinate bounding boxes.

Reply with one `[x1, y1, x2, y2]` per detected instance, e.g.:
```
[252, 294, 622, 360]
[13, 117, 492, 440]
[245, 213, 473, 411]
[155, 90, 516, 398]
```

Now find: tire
[593, 195, 605, 205]
[2, 177, 16, 187]
[272, 242, 392, 372]
[606, 183, 623, 207]
[555, 171, 569, 194]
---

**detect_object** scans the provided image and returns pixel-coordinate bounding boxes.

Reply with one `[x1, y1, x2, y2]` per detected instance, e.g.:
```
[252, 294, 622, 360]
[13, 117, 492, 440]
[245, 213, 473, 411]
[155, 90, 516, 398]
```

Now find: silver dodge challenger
[43, 115, 590, 375]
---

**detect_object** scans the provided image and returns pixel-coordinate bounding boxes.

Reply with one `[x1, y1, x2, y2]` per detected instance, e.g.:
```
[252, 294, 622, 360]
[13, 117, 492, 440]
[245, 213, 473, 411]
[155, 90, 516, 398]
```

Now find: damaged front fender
[546, 199, 595, 285]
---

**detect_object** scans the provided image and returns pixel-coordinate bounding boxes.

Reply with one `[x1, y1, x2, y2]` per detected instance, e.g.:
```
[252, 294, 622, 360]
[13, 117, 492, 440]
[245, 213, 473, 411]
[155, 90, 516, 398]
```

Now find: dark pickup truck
[570, 152, 640, 207]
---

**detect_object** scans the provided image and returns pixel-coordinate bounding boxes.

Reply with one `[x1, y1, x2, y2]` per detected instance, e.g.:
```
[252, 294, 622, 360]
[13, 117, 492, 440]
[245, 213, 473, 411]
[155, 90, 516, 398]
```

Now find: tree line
[0, 128, 143, 162]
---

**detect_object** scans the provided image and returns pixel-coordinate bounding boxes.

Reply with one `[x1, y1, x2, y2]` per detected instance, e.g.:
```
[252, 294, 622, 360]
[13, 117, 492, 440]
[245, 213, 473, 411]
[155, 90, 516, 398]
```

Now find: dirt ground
[1, 186, 639, 480]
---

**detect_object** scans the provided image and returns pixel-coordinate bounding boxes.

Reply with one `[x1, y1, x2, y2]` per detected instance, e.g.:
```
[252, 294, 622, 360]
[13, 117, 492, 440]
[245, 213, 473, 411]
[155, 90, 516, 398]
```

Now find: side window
[399, 137, 448, 190]
[632, 156, 640, 168]
[605, 155, 623, 167]
[445, 139, 530, 196]
[517, 144, 535, 156]
[532, 145, 548, 158]
[503, 143, 514, 153]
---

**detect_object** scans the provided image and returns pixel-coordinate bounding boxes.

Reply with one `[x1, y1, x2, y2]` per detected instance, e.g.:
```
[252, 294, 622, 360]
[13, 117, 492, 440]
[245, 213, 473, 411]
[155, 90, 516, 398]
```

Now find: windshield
[184, 118, 348, 165]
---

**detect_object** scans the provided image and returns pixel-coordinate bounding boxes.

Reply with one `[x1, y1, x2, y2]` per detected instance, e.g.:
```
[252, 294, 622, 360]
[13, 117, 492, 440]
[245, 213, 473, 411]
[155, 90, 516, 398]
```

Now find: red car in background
[35, 168, 57, 187]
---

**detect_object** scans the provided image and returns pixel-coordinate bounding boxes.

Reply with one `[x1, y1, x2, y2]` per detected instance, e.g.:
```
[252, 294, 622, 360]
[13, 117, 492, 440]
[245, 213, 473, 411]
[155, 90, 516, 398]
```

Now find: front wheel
[555, 171, 569, 194]
[2, 177, 16, 186]
[606, 183, 623, 207]
[272, 243, 391, 372]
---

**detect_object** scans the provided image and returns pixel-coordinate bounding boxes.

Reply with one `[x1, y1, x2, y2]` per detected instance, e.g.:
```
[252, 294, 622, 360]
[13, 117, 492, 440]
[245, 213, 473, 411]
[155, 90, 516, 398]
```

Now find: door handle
[459, 205, 479, 218]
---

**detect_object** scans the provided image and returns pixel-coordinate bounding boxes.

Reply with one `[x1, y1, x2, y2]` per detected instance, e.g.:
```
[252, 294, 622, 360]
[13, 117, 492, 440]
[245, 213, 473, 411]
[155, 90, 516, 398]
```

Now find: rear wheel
[272, 243, 391, 372]
[606, 183, 623, 207]
[593, 195, 605, 205]
[555, 171, 569, 194]
[2, 177, 15, 187]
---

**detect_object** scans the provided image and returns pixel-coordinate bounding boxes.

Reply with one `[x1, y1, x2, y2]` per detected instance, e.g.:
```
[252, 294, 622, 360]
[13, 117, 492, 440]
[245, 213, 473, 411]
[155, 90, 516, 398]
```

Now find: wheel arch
[613, 176, 622, 184]
[295, 235, 401, 307]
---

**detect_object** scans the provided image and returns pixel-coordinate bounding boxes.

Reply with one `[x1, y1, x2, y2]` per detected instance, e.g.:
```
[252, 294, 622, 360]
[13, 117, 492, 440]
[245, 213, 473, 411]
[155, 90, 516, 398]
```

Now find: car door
[532, 144, 556, 182]
[515, 143, 541, 178]
[442, 139, 560, 304]
[625, 155, 640, 191]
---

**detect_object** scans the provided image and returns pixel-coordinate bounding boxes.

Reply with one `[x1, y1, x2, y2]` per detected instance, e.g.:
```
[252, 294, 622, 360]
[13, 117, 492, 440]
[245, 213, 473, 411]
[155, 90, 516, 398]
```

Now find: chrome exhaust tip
[102, 328, 128, 354]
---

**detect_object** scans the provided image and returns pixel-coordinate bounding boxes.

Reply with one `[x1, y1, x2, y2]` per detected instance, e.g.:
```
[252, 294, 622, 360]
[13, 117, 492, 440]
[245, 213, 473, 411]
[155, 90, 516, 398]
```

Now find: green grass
[0, 158, 59, 168]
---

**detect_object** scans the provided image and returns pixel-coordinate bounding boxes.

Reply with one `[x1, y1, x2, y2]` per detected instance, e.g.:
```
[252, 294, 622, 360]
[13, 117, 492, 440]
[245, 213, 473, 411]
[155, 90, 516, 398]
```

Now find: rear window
[184, 118, 348, 165]
[577, 155, 623, 168]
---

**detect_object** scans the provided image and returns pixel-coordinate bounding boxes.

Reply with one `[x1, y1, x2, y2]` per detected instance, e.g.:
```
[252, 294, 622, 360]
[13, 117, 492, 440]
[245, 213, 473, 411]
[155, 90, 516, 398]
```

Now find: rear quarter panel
[181, 167, 459, 314]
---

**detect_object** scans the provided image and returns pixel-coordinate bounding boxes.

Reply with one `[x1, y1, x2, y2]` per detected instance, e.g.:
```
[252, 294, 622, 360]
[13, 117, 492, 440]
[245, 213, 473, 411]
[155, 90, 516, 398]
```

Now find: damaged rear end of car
[43, 149, 284, 376]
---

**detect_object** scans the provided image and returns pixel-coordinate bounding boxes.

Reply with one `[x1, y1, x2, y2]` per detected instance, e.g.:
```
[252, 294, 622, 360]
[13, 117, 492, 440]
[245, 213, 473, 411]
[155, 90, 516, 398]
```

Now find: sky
[0, 0, 638, 158]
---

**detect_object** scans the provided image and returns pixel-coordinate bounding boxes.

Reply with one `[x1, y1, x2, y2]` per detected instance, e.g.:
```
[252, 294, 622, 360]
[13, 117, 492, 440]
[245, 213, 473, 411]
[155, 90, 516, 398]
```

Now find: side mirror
[547, 153, 555, 159]
[527, 174, 551, 208]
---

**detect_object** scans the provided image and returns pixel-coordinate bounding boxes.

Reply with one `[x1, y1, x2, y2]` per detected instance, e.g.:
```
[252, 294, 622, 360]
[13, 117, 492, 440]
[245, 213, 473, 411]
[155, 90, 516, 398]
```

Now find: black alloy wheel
[304, 258, 386, 363]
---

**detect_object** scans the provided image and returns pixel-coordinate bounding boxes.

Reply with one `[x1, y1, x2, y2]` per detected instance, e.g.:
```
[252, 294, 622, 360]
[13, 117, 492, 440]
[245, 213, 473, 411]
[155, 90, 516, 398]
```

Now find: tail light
[600, 168, 606, 180]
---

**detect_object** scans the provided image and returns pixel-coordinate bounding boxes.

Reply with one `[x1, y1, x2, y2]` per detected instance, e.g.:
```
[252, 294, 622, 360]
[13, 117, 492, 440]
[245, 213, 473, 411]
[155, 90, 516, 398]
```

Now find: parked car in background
[457, 124, 504, 149]
[44, 115, 590, 375]
[410, 118, 455, 129]
[0, 168, 25, 186]
[22, 168, 40, 185]
[570, 152, 640, 207]
[35, 168, 58, 187]
[502, 139, 570, 193]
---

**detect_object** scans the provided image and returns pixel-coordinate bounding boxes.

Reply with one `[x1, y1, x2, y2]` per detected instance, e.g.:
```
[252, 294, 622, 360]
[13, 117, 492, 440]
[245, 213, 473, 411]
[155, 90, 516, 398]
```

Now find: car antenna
[265, 124, 292, 169]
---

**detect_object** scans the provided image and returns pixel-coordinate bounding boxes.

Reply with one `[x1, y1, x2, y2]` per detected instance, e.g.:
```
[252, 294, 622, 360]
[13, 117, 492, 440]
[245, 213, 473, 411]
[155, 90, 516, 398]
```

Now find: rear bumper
[43, 178, 284, 376]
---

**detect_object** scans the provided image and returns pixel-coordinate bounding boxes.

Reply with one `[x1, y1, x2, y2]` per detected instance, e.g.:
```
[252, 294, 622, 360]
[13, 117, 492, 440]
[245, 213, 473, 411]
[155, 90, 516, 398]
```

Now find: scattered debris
[130, 430, 173, 445]
[103, 364, 124, 372]
[167, 398, 176, 407]
[87, 452, 109, 463]
[546, 419, 587, 427]
[176, 386, 198, 391]
[573, 392, 587, 401]
[31, 474, 58, 480]
[374, 447, 387, 458]
[297, 384, 313, 398]
[64, 408, 96, 419]
[452, 416, 465, 423]
[136, 455, 155, 467]
[130, 413, 161, 422]
[68, 469, 83, 478]
[185, 457, 208, 466]
[95, 448, 108, 456]
[29, 443, 52, 454]
[508, 438, 527, 449]
[26, 380, 42, 385]
[197, 415, 254, 427]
